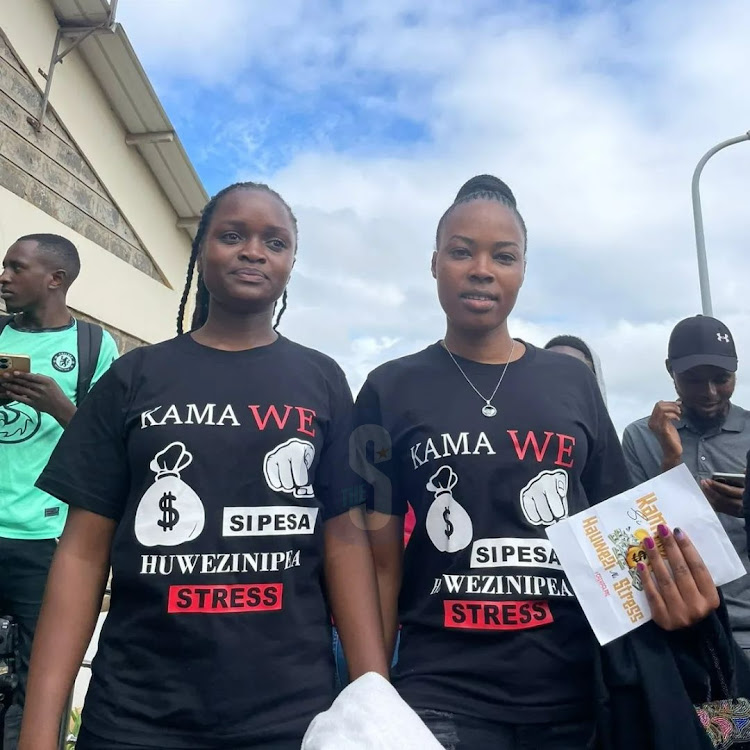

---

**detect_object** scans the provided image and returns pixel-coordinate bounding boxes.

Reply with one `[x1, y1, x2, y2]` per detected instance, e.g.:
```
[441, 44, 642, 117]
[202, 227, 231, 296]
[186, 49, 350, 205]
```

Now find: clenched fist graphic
[263, 438, 316, 498]
[520, 469, 569, 526]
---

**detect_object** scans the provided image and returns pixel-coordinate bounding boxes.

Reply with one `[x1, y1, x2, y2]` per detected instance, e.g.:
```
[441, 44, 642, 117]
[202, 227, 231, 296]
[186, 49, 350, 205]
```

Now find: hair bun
[455, 174, 516, 207]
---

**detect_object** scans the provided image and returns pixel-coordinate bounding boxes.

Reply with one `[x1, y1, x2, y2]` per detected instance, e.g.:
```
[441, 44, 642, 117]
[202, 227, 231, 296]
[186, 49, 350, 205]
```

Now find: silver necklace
[441, 339, 517, 418]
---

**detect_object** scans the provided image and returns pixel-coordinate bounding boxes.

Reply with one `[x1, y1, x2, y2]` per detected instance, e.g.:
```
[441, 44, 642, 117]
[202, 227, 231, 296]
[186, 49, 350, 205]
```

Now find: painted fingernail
[674, 527, 685, 540]
[657, 524, 670, 538]
[643, 536, 655, 550]
[637, 562, 646, 572]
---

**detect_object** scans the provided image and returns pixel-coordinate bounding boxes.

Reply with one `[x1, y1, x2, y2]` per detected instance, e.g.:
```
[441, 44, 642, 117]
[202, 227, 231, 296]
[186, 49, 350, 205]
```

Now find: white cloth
[301, 672, 443, 749]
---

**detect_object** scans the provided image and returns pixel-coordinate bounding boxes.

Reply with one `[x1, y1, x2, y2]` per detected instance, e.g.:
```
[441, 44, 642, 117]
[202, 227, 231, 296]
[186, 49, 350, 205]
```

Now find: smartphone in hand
[0, 354, 31, 374]
[711, 472, 746, 489]
[0, 354, 31, 403]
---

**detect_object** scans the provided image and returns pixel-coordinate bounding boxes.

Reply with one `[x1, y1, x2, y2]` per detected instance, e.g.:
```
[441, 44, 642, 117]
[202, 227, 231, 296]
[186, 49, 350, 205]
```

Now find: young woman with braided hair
[20, 182, 388, 750]
[356, 175, 750, 749]
[176, 182, 290, 336]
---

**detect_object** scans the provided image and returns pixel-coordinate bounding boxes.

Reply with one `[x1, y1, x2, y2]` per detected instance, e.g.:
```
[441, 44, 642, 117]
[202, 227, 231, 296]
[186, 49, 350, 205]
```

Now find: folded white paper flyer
[546, 464, 746, 645]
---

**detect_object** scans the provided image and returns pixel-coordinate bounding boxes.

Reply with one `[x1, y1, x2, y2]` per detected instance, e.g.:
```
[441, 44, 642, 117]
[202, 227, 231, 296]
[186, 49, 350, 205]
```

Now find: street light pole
[691, 131, 750, 317]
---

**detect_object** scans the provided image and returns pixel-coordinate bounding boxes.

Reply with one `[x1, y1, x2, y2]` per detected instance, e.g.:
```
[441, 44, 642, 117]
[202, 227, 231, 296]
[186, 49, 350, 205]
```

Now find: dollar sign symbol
[443, 507, 454, 538]
[157, 491, 179, 532]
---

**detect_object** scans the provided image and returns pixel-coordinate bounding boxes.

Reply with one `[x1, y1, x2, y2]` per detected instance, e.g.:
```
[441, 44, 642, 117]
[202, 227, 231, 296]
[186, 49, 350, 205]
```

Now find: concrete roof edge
[51, 0, 208, 237]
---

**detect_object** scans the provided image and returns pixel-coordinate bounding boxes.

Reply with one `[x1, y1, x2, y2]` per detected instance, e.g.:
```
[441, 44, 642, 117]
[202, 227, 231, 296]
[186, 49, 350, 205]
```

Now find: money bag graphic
[425, 465, 473, 553]
[134, 442, 205, 547]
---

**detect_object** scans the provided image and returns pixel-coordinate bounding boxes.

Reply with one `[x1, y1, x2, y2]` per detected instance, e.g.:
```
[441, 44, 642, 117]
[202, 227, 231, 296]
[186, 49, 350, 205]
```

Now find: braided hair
[436, 174, 527, 249]
[176, 182, 298, 335]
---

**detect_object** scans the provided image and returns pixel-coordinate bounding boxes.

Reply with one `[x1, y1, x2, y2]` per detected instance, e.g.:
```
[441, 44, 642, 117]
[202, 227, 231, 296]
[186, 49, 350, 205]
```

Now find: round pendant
[481, 404, 497, 418]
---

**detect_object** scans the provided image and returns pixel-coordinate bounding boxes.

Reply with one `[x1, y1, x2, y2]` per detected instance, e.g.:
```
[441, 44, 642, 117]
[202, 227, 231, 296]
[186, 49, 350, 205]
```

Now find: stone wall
[71, 307, 146, 354]
[0, 29, 162, 282]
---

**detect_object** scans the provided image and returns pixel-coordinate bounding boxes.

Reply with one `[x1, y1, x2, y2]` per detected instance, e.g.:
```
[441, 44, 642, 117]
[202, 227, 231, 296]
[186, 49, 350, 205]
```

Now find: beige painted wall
[0, 188, 178, 342]
[0, 0, 196, 344]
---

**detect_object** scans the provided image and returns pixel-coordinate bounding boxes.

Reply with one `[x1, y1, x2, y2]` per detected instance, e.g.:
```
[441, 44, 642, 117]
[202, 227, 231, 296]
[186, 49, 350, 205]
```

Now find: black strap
[75, 320, 103, 405]
[0, 315, 12, 335]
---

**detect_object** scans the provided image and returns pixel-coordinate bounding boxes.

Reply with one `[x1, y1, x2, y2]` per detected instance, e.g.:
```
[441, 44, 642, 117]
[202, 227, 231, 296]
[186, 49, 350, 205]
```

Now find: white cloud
[117, 0, 750, 434]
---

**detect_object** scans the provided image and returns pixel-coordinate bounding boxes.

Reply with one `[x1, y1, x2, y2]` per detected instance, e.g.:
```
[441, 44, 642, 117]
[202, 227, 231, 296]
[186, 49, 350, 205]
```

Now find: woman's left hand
[638, 524, 720, 630]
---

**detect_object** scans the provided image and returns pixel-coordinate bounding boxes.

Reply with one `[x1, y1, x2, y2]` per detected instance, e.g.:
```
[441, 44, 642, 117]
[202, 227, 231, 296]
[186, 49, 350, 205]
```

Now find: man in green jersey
[0, 234, 118, 749]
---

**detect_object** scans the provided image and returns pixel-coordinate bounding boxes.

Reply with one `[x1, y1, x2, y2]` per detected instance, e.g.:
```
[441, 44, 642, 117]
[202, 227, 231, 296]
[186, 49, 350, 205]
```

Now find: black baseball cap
[667, 315, 738, 374]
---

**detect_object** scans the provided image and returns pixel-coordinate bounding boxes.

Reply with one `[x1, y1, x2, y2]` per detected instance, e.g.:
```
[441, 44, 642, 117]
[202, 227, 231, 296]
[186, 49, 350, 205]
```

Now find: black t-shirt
[37, 334, 360, 748]
[354, 342, 630, 724]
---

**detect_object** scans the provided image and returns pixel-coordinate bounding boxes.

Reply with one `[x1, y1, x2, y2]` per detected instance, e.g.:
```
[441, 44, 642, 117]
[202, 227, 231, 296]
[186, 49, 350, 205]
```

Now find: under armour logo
[717, 332, 730, 343]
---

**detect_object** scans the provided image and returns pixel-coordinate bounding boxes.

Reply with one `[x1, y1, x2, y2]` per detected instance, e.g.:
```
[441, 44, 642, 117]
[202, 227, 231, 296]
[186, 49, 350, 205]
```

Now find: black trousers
[0, 536, 57, 750]
[76, 725, 303, 750]
[416, 708, 597, 750]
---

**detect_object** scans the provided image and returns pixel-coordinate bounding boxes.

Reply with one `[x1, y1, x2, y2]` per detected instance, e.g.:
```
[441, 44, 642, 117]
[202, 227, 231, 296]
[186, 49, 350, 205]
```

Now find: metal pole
[31, 0, 120, 132]
[32, 25, 111, 131]
[34, 30, 62, 132]
[108, 0, 120, 26]
[691, 131, 750, 316]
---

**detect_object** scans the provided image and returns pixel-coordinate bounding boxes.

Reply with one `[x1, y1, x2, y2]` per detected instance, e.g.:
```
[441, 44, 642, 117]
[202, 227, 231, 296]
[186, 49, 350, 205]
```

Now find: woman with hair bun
[355, 175, 748, 748]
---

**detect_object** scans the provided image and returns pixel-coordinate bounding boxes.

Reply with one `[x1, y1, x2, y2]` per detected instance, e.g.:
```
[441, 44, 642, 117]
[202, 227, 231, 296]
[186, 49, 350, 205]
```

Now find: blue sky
[159, 72, 432, 189]
[118, 0, 750, 432]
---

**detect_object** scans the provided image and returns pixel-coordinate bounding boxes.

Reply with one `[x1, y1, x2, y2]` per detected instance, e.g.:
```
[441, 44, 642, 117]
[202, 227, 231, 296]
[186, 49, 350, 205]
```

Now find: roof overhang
[50, 0, 207, 237]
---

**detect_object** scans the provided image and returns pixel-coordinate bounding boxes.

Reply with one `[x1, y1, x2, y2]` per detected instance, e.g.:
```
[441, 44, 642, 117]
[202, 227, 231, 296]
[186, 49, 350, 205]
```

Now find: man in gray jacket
[623, 315, 750, 651]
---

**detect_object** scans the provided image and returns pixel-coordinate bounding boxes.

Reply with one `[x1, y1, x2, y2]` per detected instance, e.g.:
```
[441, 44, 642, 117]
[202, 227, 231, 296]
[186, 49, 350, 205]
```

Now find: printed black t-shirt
[354, 342, 631, 724]
[37, 334, 360, 748]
